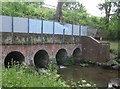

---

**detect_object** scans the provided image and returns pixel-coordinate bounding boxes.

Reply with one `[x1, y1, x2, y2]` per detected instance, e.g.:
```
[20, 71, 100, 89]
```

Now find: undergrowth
[2, 63, 96, 88]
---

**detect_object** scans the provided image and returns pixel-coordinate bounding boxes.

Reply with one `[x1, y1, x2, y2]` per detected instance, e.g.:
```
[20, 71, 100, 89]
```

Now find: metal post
[11, 16, 14, 44]
[28, 18, 29, 34]
[72, 23, 73, 36]
[27, 18, 30, 44]
[79, 25, 81, 43]
[53, 21, 55, 43]
[12, 16, 14, 33]
[72, 23, 74, 43]
[63, 28, 65, 43]
[41, 19, 43, 42]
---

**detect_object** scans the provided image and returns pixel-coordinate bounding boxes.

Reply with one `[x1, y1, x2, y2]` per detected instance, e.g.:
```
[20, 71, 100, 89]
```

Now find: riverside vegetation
[2, 63, 96, 88]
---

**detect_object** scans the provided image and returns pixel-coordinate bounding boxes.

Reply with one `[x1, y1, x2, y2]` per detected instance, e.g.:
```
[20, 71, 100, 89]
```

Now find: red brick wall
[81, 36, 110, 62]
[1, 44, 81, 66]
[1, 32, 110, 66]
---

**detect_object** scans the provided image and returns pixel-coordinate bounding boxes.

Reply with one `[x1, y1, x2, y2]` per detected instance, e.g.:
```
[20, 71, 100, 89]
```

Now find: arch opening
[34, 50, 49, 68]
[4, 51, 25, 68]
[73, 48, 82, 64]
[56, 49, 67, 65]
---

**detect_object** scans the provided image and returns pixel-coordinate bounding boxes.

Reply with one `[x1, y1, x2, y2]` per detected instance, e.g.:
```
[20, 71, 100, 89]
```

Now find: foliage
[55, 0, 64, 22]
[110, 49, 117, 55]
[107, 60, 119, 65]
[109, 41, 118, 54]
[109, 41, 119, 62]
[2, 2, 55, 20]
[2, 2, 101, 27]
[2, 65, 69, 87]
[98, 1, 119, 41]
[2, 64, 96, 87]
[1, 1, 119, 41]
[98, 2, 112, 25]
[118, 42, 120, 59]
[70, 79, 96, 88]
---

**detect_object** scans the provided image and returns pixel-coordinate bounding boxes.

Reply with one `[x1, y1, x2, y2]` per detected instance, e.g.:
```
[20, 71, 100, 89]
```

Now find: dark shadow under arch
[73, 48, 81, 57]
[56, 49, 67, 65]
[4, 51, 25, 68]
[73, 48, 82, 64]
[34, 50, 49, 68]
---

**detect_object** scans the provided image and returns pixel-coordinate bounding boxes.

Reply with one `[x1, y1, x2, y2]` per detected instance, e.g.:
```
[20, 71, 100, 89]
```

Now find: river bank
[2, 64, 96, 88]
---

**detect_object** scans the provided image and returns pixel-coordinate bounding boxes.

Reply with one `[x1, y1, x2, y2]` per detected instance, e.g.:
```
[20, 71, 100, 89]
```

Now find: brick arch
[55, 47, 68, 54]
[72, 48, 82, 57]
[2, 44, 83, 66]
[55, 48, 68, 65]
[2, 45, 27, 65]
[4, 51, 25, 68]
[34, 49, 49, 68]
[72, 47, 82, 64]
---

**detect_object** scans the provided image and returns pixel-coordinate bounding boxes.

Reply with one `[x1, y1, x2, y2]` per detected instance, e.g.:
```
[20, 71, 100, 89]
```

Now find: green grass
[109, 41, 119, 55]
[109, 41, 118, 51]
[2, 65, 68, 87]
[101, 40, 118, 54]
[2, 64, 96, 88]
[100, 40, 118, 50]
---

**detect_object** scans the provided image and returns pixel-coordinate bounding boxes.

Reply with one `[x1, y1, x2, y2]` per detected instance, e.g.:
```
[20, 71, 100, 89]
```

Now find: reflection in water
[57, 65, 119, 87]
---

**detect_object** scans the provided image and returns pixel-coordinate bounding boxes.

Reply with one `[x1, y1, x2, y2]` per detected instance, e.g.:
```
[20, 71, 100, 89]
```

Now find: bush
[110, 49, 118, 55]
[2, 64, 97, 88]
[107, 60, 119, 65]
[2, 65, 69, 87]
[118, 43, 120, 59]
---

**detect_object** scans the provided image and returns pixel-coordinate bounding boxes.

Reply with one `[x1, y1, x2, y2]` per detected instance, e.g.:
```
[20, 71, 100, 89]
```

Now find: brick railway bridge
[0, 16, 110, 68]
[0, 32, 110, 68]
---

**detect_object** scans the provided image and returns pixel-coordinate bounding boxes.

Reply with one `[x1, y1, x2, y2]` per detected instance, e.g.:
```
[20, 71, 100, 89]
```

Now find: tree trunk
[105, 2, 111, 30]
[55, 0, 64, 22]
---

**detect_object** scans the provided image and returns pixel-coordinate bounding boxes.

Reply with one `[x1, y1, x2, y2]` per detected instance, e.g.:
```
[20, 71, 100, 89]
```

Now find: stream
[57, 65, 119, 87]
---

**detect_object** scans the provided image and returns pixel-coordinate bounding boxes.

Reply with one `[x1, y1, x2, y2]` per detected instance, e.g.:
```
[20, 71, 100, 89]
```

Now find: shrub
[2, 65, 69, 87]
[2, 64, 97, 88]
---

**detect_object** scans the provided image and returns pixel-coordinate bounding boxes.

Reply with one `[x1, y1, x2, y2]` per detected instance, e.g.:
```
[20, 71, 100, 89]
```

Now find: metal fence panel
[73, 25, 79, 36]
[29, 19, 41, 33]
[54, 22, 63, 35]
[1, 15, 12, 32]
[64, 23, 72, 35]
[14, 17, 28, 33]
[81, 26, 88, 36]
[87, 26, 97, 36]
[1, 15, 98, 37]
[43, 20, 53, 34]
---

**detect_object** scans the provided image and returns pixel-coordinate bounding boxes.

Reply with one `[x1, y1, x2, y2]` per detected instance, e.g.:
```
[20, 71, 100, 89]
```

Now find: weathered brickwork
[2, 32, 81, 45]
[81, 36, 110, 62]
[1, 32, 110, 67]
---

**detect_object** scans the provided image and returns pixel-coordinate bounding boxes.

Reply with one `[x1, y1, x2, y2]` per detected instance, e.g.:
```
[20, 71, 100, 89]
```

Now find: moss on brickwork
[2, 32, 81, 44]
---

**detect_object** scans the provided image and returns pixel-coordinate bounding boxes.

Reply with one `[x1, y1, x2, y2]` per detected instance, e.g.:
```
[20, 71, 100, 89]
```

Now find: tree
[55, 0, 85, 22]
[55, 0, 64, 22]
[98, 2, 112, 30]
[63, 2, 86, 12]
[97, 1, 120, 41]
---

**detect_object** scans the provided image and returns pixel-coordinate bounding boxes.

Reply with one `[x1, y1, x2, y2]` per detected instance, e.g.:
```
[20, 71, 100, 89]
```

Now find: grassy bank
[101, 41, 118, 55]
[2, 64, 96, 88]
[109, 41, 118, 51]
[2, 64, 69, 87]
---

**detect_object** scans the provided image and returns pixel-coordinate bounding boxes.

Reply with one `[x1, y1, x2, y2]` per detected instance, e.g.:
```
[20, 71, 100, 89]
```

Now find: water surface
[58, 65, 119, 87]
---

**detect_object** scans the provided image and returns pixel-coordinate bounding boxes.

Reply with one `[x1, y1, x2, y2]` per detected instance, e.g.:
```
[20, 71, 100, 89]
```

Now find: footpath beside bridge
[0, 15, 110, 68]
